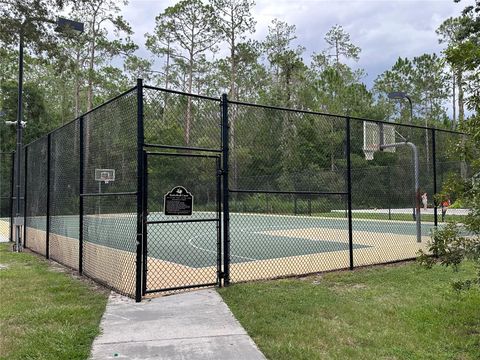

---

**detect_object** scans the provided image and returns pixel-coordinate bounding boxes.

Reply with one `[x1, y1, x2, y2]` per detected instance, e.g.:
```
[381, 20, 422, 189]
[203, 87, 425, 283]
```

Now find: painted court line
[187, 233, 260, 262]
[232, 211, 436, 225]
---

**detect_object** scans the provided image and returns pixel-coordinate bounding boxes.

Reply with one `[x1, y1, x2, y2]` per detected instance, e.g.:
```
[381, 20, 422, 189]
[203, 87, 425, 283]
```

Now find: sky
[121, 0, 464, 88]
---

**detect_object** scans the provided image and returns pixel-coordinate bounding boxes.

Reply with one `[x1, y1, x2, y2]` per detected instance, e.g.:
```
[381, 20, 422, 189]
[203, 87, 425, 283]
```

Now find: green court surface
[20, 212, 439, 268]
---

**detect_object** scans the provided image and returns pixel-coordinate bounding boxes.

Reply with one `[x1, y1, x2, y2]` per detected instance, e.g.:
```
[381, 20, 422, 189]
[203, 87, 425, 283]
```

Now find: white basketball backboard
[95, 168, 115, 184]
[363, 121, 396, 160]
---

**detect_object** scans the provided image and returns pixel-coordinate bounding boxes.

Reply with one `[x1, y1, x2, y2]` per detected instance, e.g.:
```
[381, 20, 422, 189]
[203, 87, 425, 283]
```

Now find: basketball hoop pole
[381, 141, 421, 243]
[98, 181, 101, 214]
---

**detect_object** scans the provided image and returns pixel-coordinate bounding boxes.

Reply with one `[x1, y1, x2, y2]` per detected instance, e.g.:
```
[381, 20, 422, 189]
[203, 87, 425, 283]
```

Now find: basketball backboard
[95, 168, 115, 184]
[363, 121, 395, 160]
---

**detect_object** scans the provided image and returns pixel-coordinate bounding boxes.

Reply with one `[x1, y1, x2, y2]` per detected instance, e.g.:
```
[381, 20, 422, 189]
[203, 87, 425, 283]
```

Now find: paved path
[332, 208, 470, 216]
[90, 289, 266, 360]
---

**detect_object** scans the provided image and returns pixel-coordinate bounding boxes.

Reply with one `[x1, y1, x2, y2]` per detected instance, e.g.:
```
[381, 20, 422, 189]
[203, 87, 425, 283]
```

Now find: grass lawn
[0, 243, 108, 360]
[219, 261, 480, 360]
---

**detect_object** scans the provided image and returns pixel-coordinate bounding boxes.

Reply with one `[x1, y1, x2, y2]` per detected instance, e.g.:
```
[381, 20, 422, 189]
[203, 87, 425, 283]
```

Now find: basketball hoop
[100, 172, 112, 184]
[363, 149, 375, 161]
[95, 169, 115, 184]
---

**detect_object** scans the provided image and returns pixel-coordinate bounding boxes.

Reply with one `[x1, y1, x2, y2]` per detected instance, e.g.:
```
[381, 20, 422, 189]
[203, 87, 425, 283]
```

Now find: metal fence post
[216, 156, 222, 287]
[9, 152, 15, 242]
[79, 117, 84, 274]
[23, 146, 28, 249]
[136, 78, 145, 302]
[221, 93, 230, 286]
[142, 151, 148, 295]
[346, 117, 354, 270]
[46, 134, 51, 259]
[388, 169, 392, 220]
[432, 129, 438, 227]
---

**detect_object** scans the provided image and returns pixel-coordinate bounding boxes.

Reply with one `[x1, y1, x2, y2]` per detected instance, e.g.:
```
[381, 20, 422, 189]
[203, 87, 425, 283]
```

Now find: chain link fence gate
[142, 152, 222, 294]
[141, 86, 225, 294]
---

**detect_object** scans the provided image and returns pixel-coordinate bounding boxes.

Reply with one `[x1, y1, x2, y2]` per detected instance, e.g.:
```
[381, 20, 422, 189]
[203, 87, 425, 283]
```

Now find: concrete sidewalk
[332, 208, 470, 216]
[90, 289, 266, 360]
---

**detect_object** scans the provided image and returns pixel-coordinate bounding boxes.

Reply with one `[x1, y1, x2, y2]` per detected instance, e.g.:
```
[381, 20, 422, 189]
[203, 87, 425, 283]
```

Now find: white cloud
[121, 0, 466, 86]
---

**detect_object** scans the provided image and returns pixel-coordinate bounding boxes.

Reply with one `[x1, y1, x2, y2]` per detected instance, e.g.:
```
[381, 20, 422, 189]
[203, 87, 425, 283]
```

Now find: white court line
[187, 233, 259, 262]
[237, 226, 354, 246]
[146, 210, 437, 225]
[231, 211, 437, 225]
[188, 226, 345, 262]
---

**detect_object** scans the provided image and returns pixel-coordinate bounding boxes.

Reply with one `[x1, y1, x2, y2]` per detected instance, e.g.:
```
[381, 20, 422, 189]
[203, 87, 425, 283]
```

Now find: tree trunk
[74, 50, 81, 118]
[425, 104, 430, 174]
[330, 121, 335, 171]
[457, 70, 467, 179]
[335, 38, 339, 66]
[165, 37, 171, 90]
[452, 69, 456, 130]
[60, 76, 67, 124]
[230, 28, 238, 190]
[87, 15, 97, 111]
[457, 70, 464, 126]
[185, 54, 193, 145]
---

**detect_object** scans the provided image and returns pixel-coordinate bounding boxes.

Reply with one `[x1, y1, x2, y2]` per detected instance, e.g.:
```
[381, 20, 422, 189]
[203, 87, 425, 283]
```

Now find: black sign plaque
[164, 186, 193, 216]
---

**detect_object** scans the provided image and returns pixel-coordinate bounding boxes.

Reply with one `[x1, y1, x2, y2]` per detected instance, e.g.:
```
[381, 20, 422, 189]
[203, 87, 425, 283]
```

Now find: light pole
[387, 91, 418, 221]
[388, 91, 430, 174]
[13, 28, 25, 252]
[388, 91, 430, 164]
[388, 91, 413, 123]
[11, 17, 83, 252]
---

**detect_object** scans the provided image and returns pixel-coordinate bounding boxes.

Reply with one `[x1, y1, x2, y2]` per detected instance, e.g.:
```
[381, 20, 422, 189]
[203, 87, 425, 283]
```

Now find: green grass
[0, 243, 108, 360]
[317, 211, 466, 223]
[219, 262, 480, 360]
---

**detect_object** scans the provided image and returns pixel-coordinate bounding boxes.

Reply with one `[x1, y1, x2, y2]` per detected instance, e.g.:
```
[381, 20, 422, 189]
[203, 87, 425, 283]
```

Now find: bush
[418, 115, 480, 290]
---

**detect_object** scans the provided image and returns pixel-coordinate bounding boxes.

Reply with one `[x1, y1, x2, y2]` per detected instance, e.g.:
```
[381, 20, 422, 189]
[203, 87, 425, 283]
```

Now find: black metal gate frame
[142, 151, 222, 295]
[135, 83, 228, 301]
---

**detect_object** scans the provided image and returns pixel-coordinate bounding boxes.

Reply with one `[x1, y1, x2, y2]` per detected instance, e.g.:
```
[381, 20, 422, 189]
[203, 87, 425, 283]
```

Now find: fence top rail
[81, 86, 137, 118]
[143, 143, 222, 153]
[0, 151, 14, 155]
[143, 85, 221, 102]
[145, 151, 220, 159]
[227, 99, 467, 135]
[23, 133, 49, 149]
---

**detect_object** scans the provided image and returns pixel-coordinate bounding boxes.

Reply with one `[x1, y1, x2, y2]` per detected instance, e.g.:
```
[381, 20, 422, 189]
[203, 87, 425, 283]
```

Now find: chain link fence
[82, 89, 138, 297]
[11, 149, 25, 245]
[49, 120, 80, 269]
[8, 81, 467, 301]
[227, 102, 350, 282]
[0, 152, 14, 243]
[24, 138, 48, 255]
[19, 87, 138, 298]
